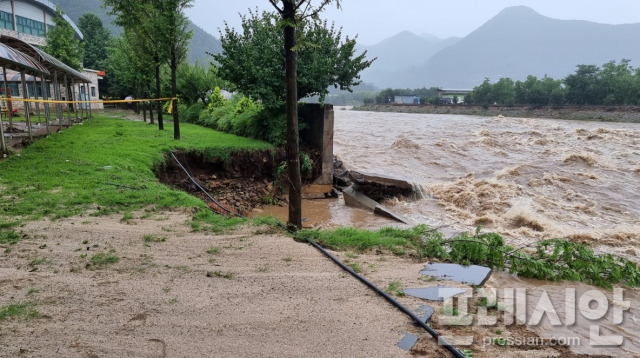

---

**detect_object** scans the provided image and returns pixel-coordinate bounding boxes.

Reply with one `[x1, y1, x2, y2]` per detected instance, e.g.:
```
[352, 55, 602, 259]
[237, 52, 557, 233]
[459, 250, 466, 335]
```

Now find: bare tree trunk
[171, 51, 180, 140]
[283, 1, 302, 229]
[155, 62, 163, 129]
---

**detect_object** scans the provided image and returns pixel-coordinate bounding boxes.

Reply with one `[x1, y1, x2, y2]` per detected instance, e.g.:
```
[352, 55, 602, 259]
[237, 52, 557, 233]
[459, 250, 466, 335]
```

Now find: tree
[79, 12, 111, 97]
[269, 1, 352, 229]
[104, 0, 165, 127]
[564, 64, 600, 105]
[78, 13, 111, 70]
[155, 0, 193, 139]
[177, 62, 222, 105]
[215, 10, 371, 110]
[44, 8, 84, 70]
[105, 36, 155, 109]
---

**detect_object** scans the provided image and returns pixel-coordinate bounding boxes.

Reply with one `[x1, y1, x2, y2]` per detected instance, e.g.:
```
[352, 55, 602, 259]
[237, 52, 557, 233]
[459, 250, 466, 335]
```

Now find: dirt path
[0, 211, 420, 358]
[1, 210, 586, 357]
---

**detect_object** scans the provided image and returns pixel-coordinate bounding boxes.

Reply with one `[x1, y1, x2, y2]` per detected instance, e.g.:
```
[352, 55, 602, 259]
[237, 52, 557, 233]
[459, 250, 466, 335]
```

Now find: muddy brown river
[334, 108, 640, 246]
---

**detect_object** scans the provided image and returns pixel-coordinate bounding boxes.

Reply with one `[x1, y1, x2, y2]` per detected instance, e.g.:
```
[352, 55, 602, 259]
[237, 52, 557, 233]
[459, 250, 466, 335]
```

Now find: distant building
[394, 95, 420, 105]
[438, 89, 472, 104]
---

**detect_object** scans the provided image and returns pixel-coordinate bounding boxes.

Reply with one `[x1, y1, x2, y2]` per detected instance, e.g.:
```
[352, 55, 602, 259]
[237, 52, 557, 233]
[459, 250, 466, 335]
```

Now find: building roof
[0, 42, 49, 74]
[29, 0, 84, 40]
[0, 35, 91, 82]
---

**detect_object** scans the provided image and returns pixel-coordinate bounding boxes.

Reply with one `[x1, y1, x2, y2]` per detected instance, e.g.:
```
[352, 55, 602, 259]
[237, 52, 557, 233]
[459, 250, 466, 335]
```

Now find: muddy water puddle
[249, 197, 402, 229]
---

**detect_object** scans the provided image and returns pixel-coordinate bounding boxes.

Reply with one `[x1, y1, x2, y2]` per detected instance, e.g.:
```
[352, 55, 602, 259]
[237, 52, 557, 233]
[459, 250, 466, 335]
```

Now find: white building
[0, 0, 102, 109]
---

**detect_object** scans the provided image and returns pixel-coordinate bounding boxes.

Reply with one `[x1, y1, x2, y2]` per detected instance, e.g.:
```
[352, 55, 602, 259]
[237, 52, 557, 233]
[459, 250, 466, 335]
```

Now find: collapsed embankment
[156, 149, 283, 215]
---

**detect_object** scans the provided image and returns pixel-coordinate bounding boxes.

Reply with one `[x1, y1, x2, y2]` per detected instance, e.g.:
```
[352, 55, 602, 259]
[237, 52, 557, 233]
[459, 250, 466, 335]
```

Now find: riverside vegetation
[1, 115, 639, 290]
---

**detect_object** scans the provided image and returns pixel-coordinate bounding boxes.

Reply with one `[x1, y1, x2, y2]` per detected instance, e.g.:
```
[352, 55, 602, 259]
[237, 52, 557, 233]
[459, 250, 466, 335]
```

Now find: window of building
[91, 87, 96, 97]
[0, 11, 13, 31]
[16, 15, 46, 37]
[1, 84, 21, 97]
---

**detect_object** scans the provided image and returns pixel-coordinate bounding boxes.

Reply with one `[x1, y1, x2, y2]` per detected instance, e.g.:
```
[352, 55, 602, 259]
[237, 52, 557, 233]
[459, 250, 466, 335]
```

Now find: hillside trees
[464, 59, 640, 106]
[78, 13, 111, 70]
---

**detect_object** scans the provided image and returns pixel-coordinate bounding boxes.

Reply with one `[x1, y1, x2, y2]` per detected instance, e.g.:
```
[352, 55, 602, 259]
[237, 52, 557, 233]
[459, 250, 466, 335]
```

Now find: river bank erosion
[1, 109, 639, 357]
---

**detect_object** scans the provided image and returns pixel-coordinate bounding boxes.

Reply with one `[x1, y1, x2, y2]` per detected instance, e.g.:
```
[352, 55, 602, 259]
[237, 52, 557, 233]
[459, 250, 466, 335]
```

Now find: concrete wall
[299, 103, 334, 187]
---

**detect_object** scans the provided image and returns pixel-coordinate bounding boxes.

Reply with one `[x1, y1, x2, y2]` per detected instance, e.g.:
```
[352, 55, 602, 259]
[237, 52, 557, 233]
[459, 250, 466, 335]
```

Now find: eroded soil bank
[156, 149, 285, 215]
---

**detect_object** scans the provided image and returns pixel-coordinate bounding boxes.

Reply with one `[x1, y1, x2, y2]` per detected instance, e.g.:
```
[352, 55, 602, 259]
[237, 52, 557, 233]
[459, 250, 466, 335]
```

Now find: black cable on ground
[169, 151, 242, 217]
[169, 151, 465, 357]
[305, 239, 467, 358]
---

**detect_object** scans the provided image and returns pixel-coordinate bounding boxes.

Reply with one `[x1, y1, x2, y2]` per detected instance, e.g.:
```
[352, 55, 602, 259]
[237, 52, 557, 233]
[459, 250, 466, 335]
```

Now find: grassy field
[0, 116, 272, 227]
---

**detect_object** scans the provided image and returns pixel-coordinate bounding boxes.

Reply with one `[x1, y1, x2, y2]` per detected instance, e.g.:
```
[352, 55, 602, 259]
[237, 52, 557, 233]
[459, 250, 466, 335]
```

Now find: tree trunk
[155, 62, 163, 129]
[283, 1, 302, 229]
[171, 50, 180, 140]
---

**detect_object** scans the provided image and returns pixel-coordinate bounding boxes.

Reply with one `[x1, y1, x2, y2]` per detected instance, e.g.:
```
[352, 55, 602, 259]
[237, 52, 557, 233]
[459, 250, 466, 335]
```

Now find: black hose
[169, 151, 465, 357]
[305, 239, 467, 358]
[169, 151, 241, 217]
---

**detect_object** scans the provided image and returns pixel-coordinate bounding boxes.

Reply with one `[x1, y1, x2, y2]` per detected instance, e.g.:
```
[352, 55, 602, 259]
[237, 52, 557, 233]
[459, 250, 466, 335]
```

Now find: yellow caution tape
[2, 97, 177, 104]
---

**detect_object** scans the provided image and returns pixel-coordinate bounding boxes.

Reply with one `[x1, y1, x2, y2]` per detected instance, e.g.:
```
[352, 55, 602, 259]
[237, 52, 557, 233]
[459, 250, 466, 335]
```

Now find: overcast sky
[184, 0, 640, 45]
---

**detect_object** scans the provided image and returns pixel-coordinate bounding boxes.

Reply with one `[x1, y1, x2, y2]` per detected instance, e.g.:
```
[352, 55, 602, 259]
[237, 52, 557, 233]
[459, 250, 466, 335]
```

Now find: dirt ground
[0, 208, 589, 358]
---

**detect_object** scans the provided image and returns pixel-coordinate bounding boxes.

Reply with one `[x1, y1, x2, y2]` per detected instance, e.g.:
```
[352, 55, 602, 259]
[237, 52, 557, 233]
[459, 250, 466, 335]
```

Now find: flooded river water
[334, 108, 640, 252]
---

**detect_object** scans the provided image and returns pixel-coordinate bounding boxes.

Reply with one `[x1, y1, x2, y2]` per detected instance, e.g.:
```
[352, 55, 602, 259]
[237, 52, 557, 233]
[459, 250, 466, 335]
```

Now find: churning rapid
[333, 108, 640, 252]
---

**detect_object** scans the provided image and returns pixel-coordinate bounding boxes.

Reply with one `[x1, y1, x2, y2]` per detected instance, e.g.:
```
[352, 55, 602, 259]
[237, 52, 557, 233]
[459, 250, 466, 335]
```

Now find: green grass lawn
[0, 116, 273, 226]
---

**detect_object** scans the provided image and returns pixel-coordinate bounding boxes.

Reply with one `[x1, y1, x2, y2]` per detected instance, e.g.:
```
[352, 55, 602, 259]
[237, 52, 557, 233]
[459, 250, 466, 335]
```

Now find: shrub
[183, 102, 205, 123]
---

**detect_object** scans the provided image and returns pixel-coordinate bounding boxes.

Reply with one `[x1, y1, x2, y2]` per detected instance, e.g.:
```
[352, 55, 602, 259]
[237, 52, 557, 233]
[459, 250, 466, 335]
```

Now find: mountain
[357, 31, 459, 88]
[402, 6, 640, 88]
[51, 0, 222, 65]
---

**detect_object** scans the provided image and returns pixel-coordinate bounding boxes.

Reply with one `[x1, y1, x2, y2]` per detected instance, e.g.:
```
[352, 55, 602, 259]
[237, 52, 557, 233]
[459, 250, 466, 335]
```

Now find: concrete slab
[403, 287, 468, 301]
[420, 263, 492, 286]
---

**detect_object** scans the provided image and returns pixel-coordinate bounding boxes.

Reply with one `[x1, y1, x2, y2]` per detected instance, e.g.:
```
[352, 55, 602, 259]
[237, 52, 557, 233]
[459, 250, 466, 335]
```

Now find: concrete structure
[394, 95, 420, 105]
[437, 89, 472, 104]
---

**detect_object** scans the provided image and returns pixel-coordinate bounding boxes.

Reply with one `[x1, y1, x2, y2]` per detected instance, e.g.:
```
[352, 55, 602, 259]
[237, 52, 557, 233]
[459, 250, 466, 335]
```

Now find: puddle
[396, 332, 419, 351]
[420, 263, 492, 286]
[250, 197, 405, 229]
[404, 287, 468, 301]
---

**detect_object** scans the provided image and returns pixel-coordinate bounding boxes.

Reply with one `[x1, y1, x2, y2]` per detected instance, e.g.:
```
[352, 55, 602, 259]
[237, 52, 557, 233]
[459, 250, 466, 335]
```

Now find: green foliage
[214, 9, 373, 110]
[183, 102, 205, 123]
[0, 230, 21, 245]
[298, 223, 640, 289]
[385, 280, 405, 296]
[90, 249, 120, 265]
[178, 62, 222, 105]
[43, 8, 84, 70]
[0, 302, 39, 321]
[207, 87, 225, 112]
[143, 234, 167, 242]
[465, 59, 640, 106]
[79, 12, 111, 70]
